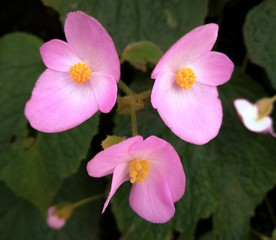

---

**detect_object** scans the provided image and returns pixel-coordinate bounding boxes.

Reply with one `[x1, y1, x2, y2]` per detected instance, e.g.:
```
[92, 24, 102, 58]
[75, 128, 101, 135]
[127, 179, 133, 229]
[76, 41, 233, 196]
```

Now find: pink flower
[87, 136, 186, 223]
[151, 24, 234, 145]
[47, 207, 66, 229]
[234, 99, 276, 137]
[47, 203, 74, 229]
[25, 11, 120, 132]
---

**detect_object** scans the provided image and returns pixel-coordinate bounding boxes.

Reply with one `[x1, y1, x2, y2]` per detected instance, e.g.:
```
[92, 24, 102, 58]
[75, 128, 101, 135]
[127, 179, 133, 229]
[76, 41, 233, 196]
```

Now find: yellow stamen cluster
[176, 67, 196, 90]
[129, 160, 150, 184]
[70, 62, 91, 83]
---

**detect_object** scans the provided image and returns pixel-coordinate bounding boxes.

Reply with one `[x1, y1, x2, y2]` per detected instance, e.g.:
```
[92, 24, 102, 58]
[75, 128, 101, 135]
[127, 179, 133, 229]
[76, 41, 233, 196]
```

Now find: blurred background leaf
[42, 0, 208, 53]
[0, 162, 104, 240]
[243, 0, 276, 89]
[121, 41, 163, 72]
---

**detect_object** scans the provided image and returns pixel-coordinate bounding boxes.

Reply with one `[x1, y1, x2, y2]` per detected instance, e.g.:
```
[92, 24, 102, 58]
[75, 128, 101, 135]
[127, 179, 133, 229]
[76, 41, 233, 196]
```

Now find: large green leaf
[243, 0, 276, 88]
[0, 33, 44, 166]
[112, 69, 276, 239]
[0, 163, 104, 240]
[42, 0, 208, 53]
[0, 33, 100, 213]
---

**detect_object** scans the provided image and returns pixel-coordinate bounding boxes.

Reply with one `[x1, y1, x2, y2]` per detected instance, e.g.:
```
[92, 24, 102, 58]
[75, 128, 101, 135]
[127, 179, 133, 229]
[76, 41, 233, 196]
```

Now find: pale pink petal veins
[65, 11, 120, 81]
[129, 169, 175, 223]
[155, 82, 222, 145]
[25, 69, 98, 133]
[152, 23, 218, 78]
[40, 39, 81, 72]
[191, 51, 234, 86]
[151, 71, 175, 109]
[128, 136, 185, 202]
[87, 136, 143, 177]
[91, 72, 118, 113]
[102, 163, 129, 213]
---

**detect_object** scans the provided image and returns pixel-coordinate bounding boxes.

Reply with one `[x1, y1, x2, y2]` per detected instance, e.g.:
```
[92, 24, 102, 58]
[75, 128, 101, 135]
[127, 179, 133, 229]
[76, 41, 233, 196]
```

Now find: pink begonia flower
[25, 11, 120, 132]
[87, 135, 186, 223]
[151, 23, 234, 145]
[47, 207, 66, 229]
[234, 99, 276, 137]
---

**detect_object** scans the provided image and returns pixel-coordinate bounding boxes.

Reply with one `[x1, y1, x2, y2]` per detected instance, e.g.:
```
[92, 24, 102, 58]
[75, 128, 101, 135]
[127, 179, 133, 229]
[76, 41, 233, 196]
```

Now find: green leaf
[272, 228, 276, 240]
[121, 41, 163, 71]
[0, 33, 44, 166]
[42, 0, 208, 53]
[0, 33, 100, 213]
[113, 69, 276, 239]
[0, 164, 104, 240]
[243, 0, 276, 88]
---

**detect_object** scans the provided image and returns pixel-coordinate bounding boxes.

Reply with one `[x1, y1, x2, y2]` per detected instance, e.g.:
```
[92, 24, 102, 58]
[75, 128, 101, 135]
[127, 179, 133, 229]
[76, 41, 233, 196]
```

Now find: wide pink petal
[128, 136, 185, 202]
[87, 136, 143, 177]
[102, 163, 129, 213]
[191, 51, 234, 86]
[25, 69, 98, 132]
[40, 39, 81, 72]
[154, 81, 222, 145]
[129, 169, 175, 223]
[64, 11, 120, 81]
[91, 72, 118, 113]
[152, 23, 218, 78]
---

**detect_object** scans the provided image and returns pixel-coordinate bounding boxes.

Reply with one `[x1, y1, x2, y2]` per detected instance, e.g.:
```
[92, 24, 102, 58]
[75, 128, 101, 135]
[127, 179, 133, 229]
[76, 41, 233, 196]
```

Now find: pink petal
[40, 39, 81, 72]
[152, 23, 218, 78]
[87, 136, 143, 177]
[153, 80, 222, 145]
[128, 136, 185, 202]
[234, 99, 276, 137]
[129, 169, 175, 223]
[25, 69, 98, 132]
[102, 163, 129, 213]
[234, 99, 257, 120]
[243, 116, 274, 133]
[151, 71, 176, 109]
[65, 11, 120, 81]
[47, 207, 66, 229]
[91, 72, 118, 113]
[191, 51, 234, 86]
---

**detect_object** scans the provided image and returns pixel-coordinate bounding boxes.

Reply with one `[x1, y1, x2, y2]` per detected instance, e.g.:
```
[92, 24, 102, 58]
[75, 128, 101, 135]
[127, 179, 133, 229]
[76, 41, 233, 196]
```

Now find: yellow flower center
[176, 67, 196, 90]
[129, 160, 150, 184]
[70, 62, 91, 83]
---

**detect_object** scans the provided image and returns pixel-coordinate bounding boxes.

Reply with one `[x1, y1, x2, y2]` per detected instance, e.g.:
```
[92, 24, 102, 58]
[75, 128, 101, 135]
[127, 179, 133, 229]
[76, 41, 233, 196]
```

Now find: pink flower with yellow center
[87, 136, 186, 223]
[25, 11, 120, 132]
[151, 24, 234, 145]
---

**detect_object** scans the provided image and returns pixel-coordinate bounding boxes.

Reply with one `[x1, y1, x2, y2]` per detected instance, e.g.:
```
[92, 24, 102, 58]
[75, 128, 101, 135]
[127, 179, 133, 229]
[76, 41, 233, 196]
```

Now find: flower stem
[118, 80, 134, 95]
[136, 90, 151, 100]
[72, 194, 104, 208]
[130, 101, 138, 136]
